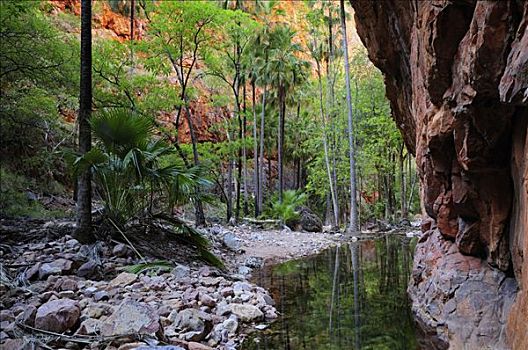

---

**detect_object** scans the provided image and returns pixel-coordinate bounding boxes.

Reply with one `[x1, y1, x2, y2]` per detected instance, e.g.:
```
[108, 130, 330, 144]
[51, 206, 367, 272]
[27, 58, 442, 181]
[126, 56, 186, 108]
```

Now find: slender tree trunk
[226, 122, 234, 222]
[252, 81, 260, 217]
[390, 152, 396, 220]
[258, 86, 267, 213]
[130, 0, 135, 62]
[242, 83, 249, 216]
[340, 0, 358, 233]
[316, 59, 339, 228]
[183, 100, 206, 226]
[325, 192, 332, 226]
[227, 158, 233, 222]
[399, 145, 408, 220]
[235, 93, 242, 221]
[408, 155, 416, 213]
[278, 86, 285, 203]
[268, 156, 272, 193]
[294, 101, 301, 190]
[75, 0, 93, 243]
[326, 7, 340, 224]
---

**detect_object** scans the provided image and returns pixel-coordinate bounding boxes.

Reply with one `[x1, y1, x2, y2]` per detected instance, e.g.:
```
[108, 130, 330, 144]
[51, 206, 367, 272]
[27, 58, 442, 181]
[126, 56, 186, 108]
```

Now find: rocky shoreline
[0, 220, 338, 350]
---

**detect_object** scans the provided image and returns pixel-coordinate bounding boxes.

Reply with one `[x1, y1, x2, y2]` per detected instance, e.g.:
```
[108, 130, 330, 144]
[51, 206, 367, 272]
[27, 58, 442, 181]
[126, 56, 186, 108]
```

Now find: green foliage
[141, 0, 223, 76]
[0, 0, 78, 197]
[264, 190, 307, 227]
[93, 39, 177, 114]
[0, 169, 67, 218]
[72, 109, 211, 225]
[70, 109, 223, 267]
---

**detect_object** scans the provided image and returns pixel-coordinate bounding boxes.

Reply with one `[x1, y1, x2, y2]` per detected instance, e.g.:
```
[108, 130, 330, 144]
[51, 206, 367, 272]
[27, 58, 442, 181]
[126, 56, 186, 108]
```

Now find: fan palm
[267, 25, 309, 202]
[73, 109, 211, 224]
[71, 109, 222, 267]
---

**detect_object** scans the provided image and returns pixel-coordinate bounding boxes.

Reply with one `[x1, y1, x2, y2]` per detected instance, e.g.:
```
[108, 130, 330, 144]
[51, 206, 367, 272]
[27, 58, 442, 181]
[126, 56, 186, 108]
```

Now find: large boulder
[172, 308, 212, 342]
[222, 232, 241, 251]
[100, 299, 159, 336]
[297, 206, 322, 232]
[35, 299, 80, 333]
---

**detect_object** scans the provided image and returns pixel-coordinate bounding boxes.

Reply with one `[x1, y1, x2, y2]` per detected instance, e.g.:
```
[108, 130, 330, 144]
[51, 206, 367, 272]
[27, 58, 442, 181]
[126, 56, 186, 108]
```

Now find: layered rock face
[350, 0, 527, 349]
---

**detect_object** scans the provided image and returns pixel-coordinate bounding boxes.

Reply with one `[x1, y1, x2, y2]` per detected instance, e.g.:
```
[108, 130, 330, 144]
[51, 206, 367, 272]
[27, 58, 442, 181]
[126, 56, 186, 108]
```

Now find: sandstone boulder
[35, 299, 80, 333]
[100, 299, 159, 336]
[297, 206, 322, 232]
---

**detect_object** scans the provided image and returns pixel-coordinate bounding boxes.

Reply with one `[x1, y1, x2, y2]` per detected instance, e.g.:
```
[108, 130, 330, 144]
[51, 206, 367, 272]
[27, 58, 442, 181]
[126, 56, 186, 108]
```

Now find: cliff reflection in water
[243, 235, 418, 350]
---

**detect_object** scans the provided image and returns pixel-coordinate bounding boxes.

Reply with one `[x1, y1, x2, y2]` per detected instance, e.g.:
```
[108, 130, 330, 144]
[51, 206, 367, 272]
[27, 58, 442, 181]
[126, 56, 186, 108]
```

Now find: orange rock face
[351, 0, 527, 348]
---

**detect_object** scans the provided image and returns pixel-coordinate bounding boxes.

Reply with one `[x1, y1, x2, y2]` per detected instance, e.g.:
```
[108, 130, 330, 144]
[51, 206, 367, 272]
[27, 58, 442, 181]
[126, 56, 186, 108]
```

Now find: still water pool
[242, 235, 418, 350]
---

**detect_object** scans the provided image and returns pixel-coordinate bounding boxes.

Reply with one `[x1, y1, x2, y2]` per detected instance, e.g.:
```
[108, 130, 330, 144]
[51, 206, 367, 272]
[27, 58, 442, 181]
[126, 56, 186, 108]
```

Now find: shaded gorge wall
[350, 1, 528, 348]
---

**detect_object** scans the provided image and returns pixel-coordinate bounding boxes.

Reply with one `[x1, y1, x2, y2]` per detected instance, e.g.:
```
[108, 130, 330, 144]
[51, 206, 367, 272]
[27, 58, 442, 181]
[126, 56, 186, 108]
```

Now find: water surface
[243, 235, 418, 350]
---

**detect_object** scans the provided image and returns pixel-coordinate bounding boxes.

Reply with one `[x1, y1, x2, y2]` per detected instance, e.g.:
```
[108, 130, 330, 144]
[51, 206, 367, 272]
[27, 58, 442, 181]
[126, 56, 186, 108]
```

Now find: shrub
[265, 190, 307, 228]
[71, 109, 223, 268]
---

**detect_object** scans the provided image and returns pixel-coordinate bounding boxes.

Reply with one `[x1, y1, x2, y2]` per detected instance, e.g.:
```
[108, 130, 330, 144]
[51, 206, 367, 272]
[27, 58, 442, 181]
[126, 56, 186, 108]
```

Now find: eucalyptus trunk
[75, 0, 93, 243]
[183, 99, 206, 226]
[316, 59, 339, 228]
[340, 0, 359, 233]
[327, 7, 340, 224]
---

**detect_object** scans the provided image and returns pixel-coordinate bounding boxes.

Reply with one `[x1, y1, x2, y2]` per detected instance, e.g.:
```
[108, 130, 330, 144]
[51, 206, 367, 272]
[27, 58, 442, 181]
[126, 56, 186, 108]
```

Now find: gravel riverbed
[0, 220, 338, 350]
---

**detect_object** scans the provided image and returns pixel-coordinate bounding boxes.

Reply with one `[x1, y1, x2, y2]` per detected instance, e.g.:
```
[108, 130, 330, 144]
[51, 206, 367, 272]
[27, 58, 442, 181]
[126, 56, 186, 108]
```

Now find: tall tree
[340, 0, 359, 233]
[205, 9, 258, 221]
[267, 26, 308, 202]
[311, 36, 339, 228]
[144, 1, 221, 226]
[250, 24, 272, 215]
[75, 0, 93, 243]
[251, 79, 259, 216]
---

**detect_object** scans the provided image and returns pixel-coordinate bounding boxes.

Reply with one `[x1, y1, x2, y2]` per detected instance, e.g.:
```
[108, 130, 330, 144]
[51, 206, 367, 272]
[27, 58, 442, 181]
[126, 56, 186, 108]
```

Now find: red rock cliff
[350, 0, 527, 349]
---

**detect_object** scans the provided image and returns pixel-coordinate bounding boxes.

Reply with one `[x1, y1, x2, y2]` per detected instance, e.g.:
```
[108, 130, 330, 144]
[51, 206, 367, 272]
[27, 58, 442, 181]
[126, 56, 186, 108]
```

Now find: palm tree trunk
[235, 95, 242, 222]
[252, 81, 260, 216]
[340, 0, 359, 233]
[242, 83, 249, 216]
[278, 86, 285, 203]
[258, 86, 267, 214]
[75, 0, 93, 243]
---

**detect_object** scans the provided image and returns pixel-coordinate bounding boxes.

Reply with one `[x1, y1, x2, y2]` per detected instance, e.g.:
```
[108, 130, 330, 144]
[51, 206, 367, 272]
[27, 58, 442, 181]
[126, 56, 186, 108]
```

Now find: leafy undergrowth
[0, 169, 71, 219]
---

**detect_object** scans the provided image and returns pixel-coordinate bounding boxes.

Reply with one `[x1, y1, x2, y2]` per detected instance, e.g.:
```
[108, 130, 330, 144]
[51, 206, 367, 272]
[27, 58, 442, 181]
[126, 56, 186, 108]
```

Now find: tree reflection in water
[244, 235, 418, 350]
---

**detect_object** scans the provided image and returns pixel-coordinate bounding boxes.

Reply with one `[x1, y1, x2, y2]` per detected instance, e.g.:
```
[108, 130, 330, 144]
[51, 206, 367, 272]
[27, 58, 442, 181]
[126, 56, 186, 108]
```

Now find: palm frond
[199, 250, 225, 270]
[91, 109, 153, 156]
[121, 260, 173, 274]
